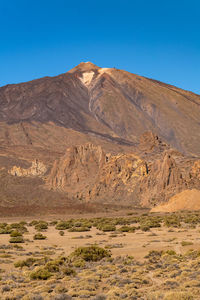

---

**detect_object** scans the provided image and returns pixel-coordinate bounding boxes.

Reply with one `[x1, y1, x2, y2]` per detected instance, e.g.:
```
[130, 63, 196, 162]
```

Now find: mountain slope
[0, 62, 200, 214]
[0, 62, 200, 156]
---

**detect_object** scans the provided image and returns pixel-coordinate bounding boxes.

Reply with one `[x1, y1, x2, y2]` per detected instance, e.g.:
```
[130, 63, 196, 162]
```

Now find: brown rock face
[139, 151, 184, 206]
[46, 139, 200, 207]
[47, 144, 106, 195]
[47, 143, 148, 204]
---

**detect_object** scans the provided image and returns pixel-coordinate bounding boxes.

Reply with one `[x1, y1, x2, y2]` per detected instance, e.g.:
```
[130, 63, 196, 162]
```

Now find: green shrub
[9, 236, 24, 243]
[36, 257, 67, 274]
[30, 267, 52, 280]
[145, 250, 163, 259]
[140, 225, 150, 232]
[164, 250, 177, 256]
[68, 227, 90, 232]
[45, 257, 67, 273]
[29, 220, 39, 226]
[62, 266, 76, 276]
[10, 230, 22, 237]
[70, 245, 111, 262]
[34, 233, 47, 240]
[181, 241, 193, 246]
[45, 261, 60, 272]
[14, 257, 37, 268]
[9, 223, 28, 234]
[55, 221, 72, 230]
[35, 221, 48, 231]
[119, 225, 136, 232]
[59, 230, 64, 236]
[97, 224, 116, 232]
[72, 258, 86, 268]
[0, 222, 7, 228]
[49, 220, 58, 226]
[0, 226, 12, 234]
[164, 215, 181, 228]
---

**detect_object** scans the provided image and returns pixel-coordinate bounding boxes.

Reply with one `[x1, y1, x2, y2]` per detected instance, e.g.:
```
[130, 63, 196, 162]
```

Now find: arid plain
[0, 211, 200, 299]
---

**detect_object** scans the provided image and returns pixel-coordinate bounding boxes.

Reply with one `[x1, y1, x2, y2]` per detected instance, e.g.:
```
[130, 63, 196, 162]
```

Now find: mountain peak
[68, 61, 100, 73]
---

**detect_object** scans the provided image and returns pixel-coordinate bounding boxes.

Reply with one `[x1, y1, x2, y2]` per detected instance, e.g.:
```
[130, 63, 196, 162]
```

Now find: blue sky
[0, 0, 200, 94]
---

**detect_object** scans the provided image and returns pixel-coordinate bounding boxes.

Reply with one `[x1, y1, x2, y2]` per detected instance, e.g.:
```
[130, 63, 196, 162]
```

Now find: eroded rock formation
[9, 159, 46, 177]
[46, 137, 200, 206]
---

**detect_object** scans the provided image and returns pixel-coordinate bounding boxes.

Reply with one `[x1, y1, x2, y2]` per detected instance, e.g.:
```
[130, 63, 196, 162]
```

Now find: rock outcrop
[46, 138, 200, 206]
[47, 143, 148, 203]
[9, 159, 46, 177]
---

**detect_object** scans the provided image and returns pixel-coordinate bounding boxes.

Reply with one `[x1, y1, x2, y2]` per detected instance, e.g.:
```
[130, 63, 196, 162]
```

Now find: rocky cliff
[47, 143, 147, 204]
[46, 133, 200, 207]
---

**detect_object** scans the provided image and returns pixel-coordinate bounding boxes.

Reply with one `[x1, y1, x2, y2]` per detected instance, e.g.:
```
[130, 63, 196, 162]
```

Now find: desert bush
[68, 226, 90, 232]
[29, 220, 39, 226]
[62, 266, 76, 276]
[0, 222, 7, 228]
[182, 213, 200, 225]
[164, 215, 181, 228]
[145, 250, 163, 259]
[59, 230, 64, 236]
[72, 257, 86, 268]
[97, 224, 116, 232]
[140, 224, 150, 231]
[45, 257, 67, 273]
[164, 250, 176, 256]
[139, 216, 161, 231]
[10, 230, 22, 237]
[181, 241, 193, 246]
[55, 221, 72, 230]
[70, 245, 111, 262]
[13, 244, 24, 250]
[30, 267, 52, 280]
[49, 220, 58, 226]
[0, 225, 12, 234]
[184, 249, 200, 259]
[9, 222, 28, 234]
[15, 257, 37, 268]
[34, 233, 47, 240]
[9, 236, 24, 243]
[118, 225, 136, 232]
[35, 221, 48, 231]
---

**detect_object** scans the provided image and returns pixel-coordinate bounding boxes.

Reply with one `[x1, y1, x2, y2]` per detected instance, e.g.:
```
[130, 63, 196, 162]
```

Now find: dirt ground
[0, 211, 200, 299]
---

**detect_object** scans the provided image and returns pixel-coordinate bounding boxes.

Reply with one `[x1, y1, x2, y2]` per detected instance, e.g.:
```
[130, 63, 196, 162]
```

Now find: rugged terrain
[0, 62, 200, 214]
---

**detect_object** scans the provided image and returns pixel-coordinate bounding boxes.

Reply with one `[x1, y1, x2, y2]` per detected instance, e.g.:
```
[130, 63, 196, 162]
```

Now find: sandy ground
[1, 220, 200, 272]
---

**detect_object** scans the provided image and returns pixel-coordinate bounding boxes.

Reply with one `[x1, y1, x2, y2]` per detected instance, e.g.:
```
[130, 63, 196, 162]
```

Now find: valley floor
[0, 211, 200, 299]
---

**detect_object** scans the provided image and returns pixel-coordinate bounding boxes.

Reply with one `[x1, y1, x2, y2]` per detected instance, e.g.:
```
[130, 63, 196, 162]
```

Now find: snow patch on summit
[79, 71, 94, 86]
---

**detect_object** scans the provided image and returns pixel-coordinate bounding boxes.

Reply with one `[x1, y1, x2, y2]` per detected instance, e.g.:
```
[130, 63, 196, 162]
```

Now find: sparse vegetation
[34, 233, 47, 240]
[9, 236, 24, 243]
[70, 245, 111, 262]
[30, 267, 52, 280]
[1, 212, 200, 298]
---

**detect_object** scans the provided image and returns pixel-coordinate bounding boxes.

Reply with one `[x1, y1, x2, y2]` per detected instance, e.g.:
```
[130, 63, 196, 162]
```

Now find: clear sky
[0, 0, 199, 94]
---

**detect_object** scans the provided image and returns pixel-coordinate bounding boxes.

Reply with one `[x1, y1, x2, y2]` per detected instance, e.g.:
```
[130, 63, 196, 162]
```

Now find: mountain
[0, 62, 200, 215]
